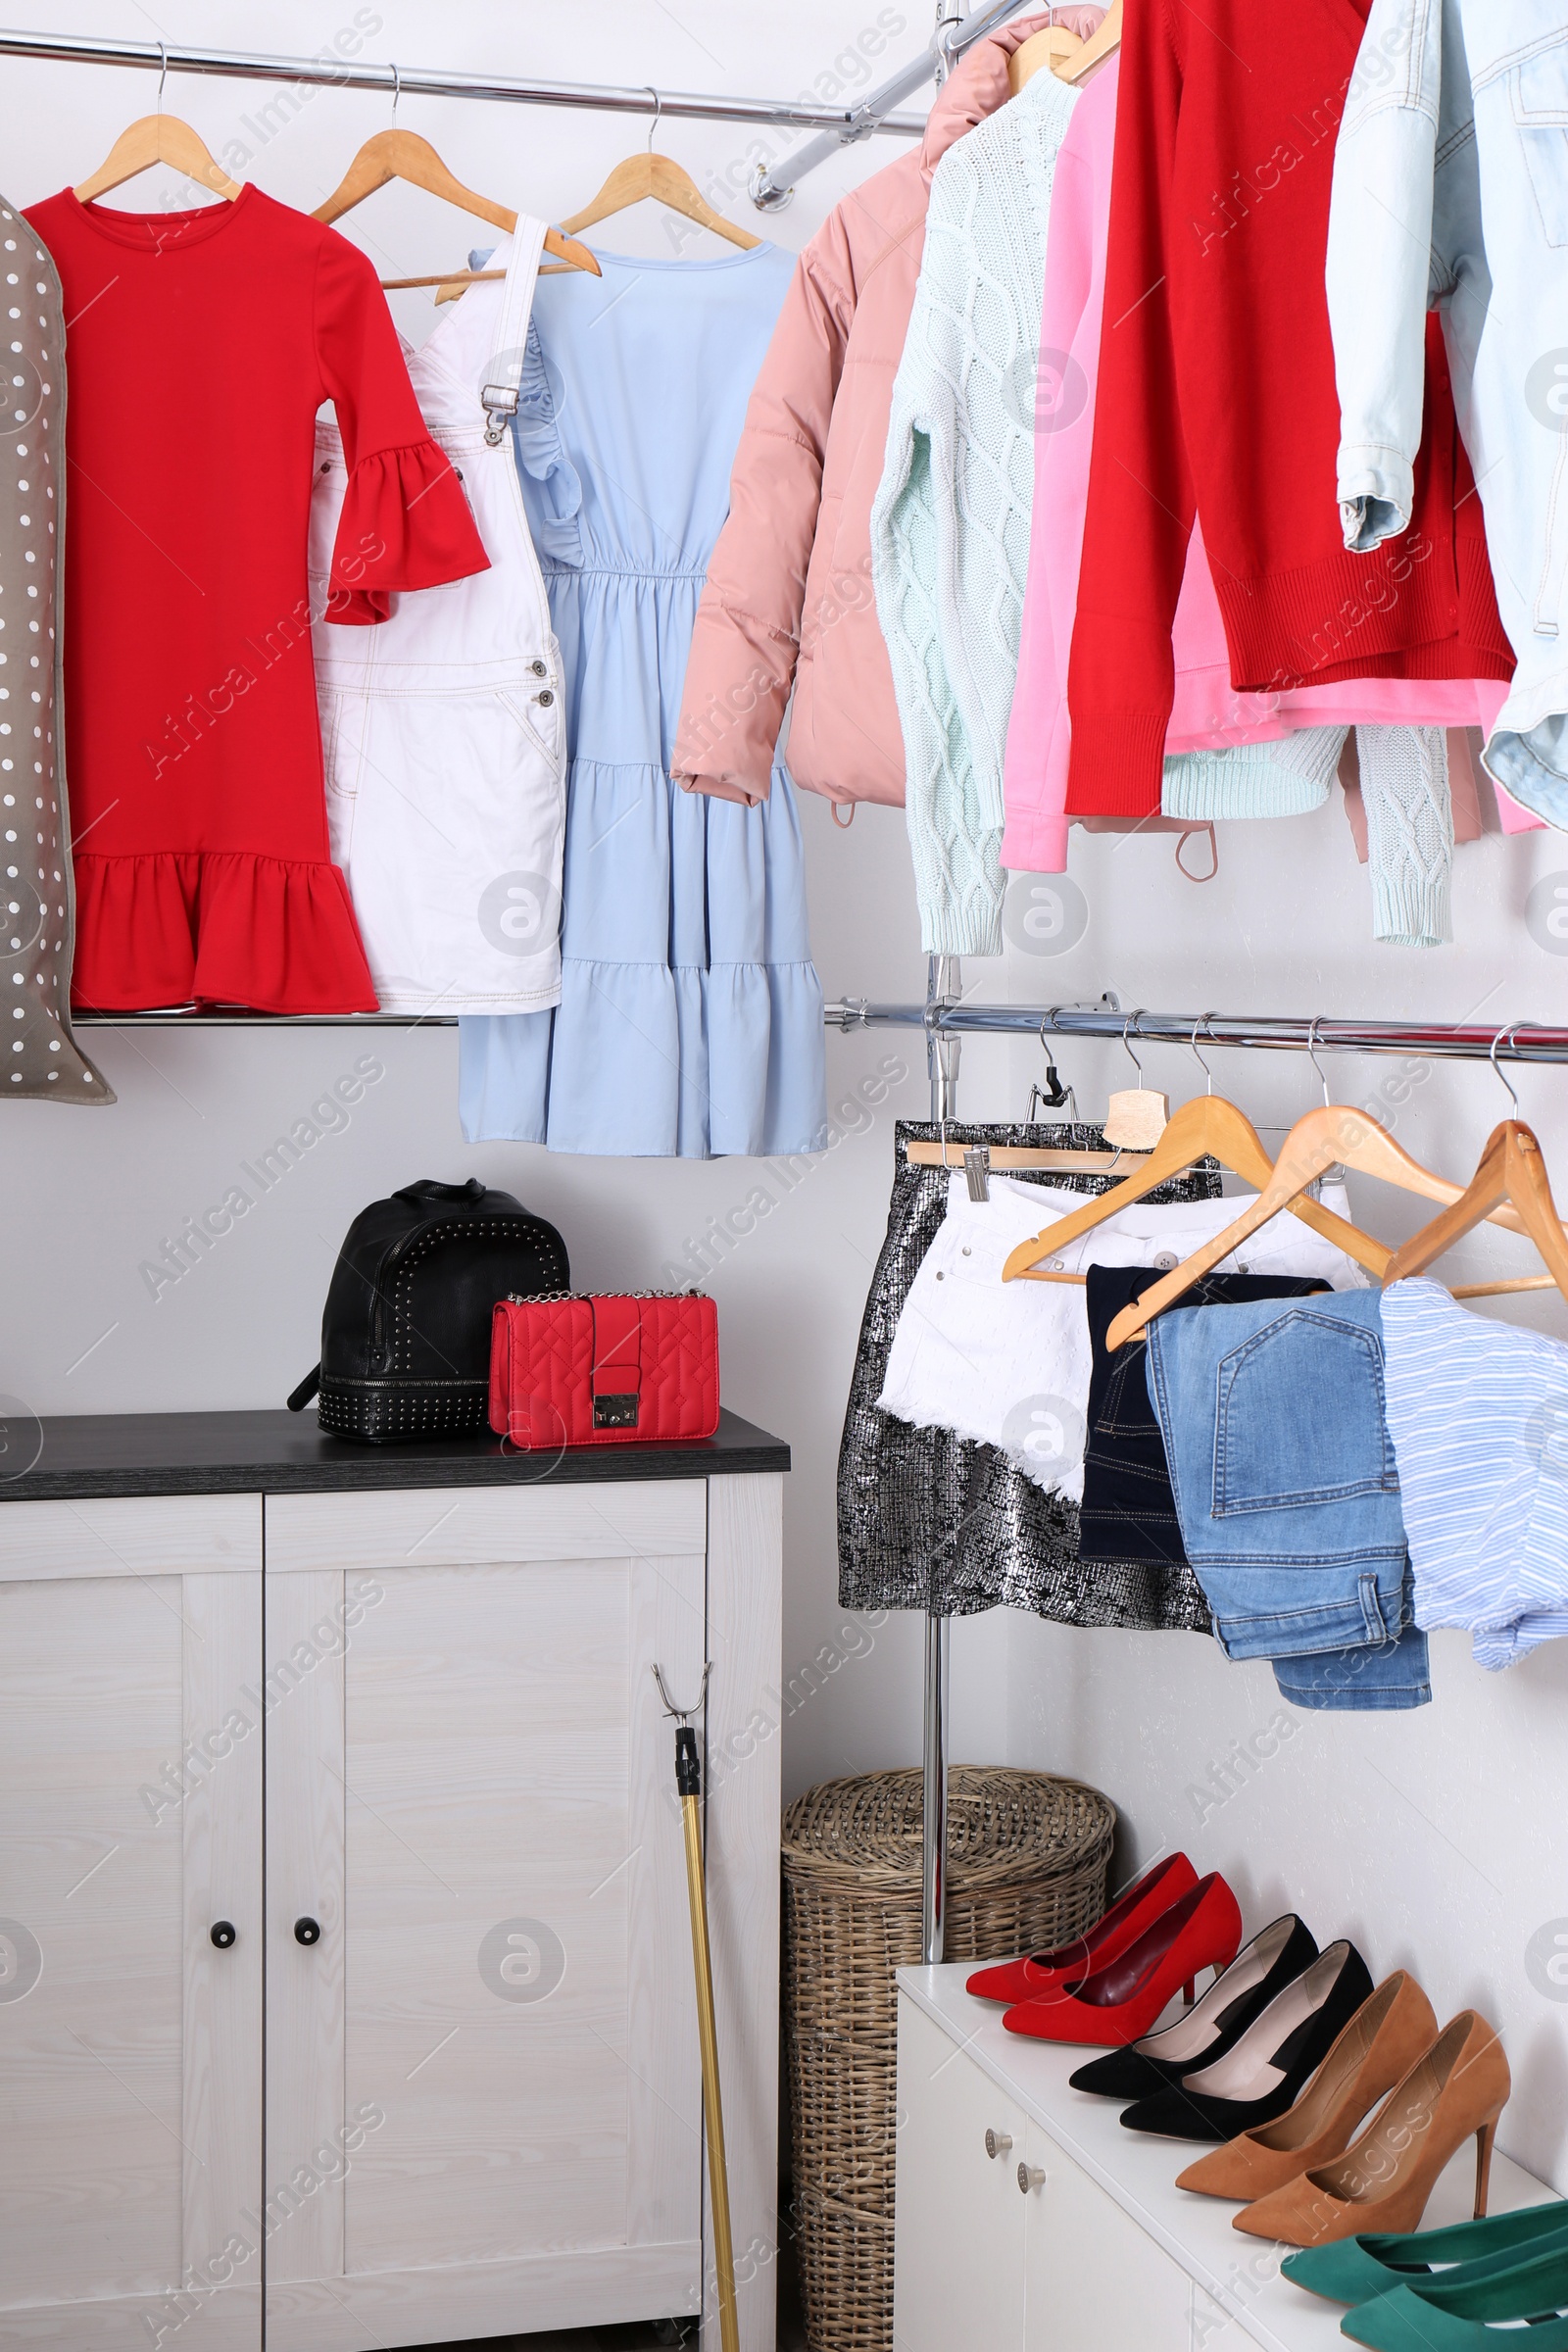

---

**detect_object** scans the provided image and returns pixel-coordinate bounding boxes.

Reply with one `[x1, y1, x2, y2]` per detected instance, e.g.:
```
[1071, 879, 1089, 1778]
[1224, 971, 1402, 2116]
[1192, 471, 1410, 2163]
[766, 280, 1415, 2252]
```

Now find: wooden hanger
[1056, 0, 1123, 83]
[1103, 1102, 1567, 1348]
[560, 150, 761, 252]
[74, 116, 243, 205]
[312, 128, 600, 277]
[1009, 23, 1086, 93]
[1000, 1094, 1371, 1284]
[906, 1140, 1147, 1174]
[1386, 1122, 1568, 1300]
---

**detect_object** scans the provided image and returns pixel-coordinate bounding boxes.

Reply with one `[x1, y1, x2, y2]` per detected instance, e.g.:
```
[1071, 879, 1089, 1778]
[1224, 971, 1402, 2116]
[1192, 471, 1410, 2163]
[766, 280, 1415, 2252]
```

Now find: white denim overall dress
[308, 217, 565, 1012]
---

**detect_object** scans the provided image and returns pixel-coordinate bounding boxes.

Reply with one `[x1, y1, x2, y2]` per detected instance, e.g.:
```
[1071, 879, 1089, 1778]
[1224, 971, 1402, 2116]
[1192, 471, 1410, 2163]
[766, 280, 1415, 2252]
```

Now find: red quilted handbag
[489, 1291, 720, 1447]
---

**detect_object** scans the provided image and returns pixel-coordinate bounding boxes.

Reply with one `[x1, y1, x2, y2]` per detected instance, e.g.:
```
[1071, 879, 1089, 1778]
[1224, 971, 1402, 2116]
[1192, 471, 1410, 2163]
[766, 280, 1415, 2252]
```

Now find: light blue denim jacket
[1145, 1290, 1431, 1712]
[1326, 3, 1568, 823]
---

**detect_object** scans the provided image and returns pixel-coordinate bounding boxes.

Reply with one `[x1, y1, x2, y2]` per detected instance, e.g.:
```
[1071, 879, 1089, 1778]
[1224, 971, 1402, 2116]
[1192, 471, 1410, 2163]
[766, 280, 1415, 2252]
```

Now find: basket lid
[781, 1767, 1114, 1893]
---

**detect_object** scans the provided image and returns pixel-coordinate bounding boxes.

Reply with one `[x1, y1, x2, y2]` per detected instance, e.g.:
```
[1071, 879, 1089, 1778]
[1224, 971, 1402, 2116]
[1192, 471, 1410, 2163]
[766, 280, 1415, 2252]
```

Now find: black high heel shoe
[1068, 1914, 1318, 2101]
[1118, 1939, 1374, 2141]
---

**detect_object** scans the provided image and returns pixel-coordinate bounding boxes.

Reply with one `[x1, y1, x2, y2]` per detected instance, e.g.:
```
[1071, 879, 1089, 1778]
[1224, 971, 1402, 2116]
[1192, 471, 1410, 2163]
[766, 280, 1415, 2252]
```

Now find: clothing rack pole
[0, 27, 930, 143]
[749, 0, 1028, 211]
[826, 1001, 1568, 1065]
[921, 955, 963, 1966]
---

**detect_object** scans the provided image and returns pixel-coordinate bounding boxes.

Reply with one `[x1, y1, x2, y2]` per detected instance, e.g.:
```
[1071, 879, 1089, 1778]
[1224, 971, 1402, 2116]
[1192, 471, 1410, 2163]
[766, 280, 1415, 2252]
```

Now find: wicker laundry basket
[782, 1766, 1115, 2352]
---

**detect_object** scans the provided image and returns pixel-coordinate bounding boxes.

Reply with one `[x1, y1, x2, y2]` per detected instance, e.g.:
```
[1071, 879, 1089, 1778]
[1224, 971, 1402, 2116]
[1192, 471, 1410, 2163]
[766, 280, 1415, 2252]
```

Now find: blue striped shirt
[1382, 1278, 1568, 1669]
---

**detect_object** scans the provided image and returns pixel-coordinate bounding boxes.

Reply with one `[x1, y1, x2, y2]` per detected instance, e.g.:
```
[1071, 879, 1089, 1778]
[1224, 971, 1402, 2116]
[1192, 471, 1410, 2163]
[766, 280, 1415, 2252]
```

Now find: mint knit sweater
[872, 74, 1357, 955]
[872, 69, 1079, 956]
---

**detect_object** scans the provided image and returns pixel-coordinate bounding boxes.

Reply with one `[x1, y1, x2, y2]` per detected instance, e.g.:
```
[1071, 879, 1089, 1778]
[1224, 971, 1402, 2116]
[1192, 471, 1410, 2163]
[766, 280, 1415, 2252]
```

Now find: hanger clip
[962, 1146, 992, 1202]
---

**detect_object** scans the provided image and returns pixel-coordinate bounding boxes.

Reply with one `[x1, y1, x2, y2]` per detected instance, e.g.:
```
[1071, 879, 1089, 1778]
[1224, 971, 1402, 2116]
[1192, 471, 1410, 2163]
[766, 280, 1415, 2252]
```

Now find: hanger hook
[652, 1660, 711, 1722]
[646, 84, 662, 153]
[1120, 1011, 1145, 1082]
[1490, 1023, 1521, 1114]
[157, 37, 168, 111]
[1306, 1015, 1332, 1108]
[1189, 1012, 1215, 1096]
[388, 59, 401, 117]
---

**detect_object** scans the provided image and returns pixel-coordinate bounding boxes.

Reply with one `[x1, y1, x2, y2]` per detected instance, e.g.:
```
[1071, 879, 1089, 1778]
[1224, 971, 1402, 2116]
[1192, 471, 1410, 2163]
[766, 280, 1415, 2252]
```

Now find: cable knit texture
[1159, 721, 1452, 946]
[872, 68, 1079, 955]
[1355, 725, 1453, 948]
[1161, 728, 1346, 821]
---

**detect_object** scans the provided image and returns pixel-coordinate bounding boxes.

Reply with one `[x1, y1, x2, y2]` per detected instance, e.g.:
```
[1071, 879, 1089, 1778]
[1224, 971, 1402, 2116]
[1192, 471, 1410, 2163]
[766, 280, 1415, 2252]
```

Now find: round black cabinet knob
[210, 1921, 237, 1950]
[293, 1916, 321, 1946]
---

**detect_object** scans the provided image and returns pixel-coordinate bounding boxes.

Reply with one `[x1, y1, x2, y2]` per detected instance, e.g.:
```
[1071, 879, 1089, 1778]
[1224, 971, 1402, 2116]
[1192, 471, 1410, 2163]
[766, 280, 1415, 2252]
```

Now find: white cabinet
[897, 1973, 1557, 2352]
[895, 1997, 1193, 2352]
[261, 1482, 709, 2348]
[0, 1498, 264, 2351]
[895, 1996, 1028, 2348]
[1020, 2118, 1194, 2351]
[0, 1466, 782, 2352]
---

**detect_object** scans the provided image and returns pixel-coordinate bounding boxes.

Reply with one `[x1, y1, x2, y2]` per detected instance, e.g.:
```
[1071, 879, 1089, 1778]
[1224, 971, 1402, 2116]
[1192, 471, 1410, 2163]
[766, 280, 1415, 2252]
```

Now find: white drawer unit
[0, 1419, 785, 2352]
[895, 1968, 1558, 2352]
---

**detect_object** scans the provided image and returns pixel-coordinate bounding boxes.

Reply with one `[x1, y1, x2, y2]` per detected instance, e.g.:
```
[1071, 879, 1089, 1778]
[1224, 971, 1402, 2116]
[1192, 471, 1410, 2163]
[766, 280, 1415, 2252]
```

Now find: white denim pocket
[1511, 38, 1568, 248]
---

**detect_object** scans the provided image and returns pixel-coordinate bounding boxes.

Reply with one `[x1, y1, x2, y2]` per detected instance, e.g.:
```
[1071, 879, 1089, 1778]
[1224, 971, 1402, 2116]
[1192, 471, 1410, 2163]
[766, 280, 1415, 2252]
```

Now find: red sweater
[1065, 0, 1513, 819]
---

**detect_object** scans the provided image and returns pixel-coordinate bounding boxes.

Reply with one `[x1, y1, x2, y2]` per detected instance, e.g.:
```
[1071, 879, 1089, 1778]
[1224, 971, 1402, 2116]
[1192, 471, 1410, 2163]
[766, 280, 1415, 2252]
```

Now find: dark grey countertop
[0, 1405, 790, 1502]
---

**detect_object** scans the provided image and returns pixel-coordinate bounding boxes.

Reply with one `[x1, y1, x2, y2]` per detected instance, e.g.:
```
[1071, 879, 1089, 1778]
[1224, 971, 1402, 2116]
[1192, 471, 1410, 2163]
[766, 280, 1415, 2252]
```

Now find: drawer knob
[1017, 2163, 1048, 2195]
[209, 1921, 237, 1950]
[294, 1916, 321, 1946]
[984, 2129, 1013, 2159]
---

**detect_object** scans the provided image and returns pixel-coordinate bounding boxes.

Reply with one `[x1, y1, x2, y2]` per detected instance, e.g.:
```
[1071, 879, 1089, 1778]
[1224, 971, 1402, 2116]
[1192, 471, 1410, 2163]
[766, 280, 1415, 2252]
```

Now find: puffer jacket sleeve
[672, 223, 856, 806]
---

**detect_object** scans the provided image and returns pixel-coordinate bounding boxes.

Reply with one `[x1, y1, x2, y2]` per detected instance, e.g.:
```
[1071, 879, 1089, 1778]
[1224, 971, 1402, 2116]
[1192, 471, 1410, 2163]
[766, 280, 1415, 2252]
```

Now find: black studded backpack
[287, 1179, 569, 1444]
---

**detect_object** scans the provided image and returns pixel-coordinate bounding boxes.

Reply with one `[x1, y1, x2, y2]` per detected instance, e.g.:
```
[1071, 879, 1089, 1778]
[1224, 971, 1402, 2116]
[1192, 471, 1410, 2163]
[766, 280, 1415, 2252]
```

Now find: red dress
[27, 185, 489, 1012]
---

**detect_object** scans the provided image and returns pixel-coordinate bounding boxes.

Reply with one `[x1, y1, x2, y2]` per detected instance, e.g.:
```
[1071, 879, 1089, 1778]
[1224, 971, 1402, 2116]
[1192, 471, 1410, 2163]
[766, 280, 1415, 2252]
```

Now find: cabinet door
[262, 1483, 708, 2351]
[0, 1498, 263, 2352]
[894, 1995, 1027, 2352]
[1022, 2121, 1195, 2352]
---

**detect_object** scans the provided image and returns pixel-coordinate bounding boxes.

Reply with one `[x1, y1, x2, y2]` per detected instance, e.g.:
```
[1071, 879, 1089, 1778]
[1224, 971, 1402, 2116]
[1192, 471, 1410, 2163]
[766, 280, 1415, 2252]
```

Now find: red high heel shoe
[1003, 1872, 1243, 2047]
[967, 1853, 1200, 2007]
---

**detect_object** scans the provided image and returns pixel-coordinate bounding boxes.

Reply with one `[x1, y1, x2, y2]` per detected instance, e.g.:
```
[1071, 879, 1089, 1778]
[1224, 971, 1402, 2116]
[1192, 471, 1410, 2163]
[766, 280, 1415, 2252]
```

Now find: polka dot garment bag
[0, 195, 109, 1102]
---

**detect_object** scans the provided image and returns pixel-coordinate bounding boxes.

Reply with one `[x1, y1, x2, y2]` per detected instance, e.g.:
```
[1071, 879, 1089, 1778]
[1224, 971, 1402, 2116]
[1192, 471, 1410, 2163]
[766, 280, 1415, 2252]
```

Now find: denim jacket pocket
[1211, 1307, 1398, 1516]
[1511, 37, 1568, 249]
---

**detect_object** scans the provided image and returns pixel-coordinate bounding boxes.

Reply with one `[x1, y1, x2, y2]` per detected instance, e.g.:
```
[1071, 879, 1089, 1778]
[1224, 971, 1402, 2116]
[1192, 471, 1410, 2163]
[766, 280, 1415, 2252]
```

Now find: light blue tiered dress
[458, 242, 829, 1157]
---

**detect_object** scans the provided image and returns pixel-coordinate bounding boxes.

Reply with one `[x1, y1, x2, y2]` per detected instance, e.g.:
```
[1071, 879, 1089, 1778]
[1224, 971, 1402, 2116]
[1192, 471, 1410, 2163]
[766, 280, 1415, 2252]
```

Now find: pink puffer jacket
[672, 13, 1102, 808]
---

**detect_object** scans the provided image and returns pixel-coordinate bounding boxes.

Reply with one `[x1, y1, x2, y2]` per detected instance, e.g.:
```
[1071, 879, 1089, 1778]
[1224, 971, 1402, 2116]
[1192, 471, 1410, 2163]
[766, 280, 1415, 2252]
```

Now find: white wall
[0, 0, 943, 1808]
[9, 0, 1568, 2197]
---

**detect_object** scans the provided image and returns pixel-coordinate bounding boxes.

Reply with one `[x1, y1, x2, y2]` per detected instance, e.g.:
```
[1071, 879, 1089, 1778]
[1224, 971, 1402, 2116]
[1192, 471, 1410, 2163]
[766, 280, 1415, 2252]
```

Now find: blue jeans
[1145, 1290, 1431, 1712]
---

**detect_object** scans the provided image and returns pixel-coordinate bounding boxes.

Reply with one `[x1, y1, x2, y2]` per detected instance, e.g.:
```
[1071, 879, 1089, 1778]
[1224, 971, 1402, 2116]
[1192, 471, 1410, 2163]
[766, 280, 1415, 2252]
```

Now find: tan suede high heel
[1177, 1971, 1437, 2202]
[1233, 2010, 1509, 2245]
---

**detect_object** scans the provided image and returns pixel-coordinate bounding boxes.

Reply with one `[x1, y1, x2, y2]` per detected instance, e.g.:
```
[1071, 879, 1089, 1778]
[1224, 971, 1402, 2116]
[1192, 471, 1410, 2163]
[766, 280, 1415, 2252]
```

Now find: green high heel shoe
[1342, 2236, 1568, 2350]
[1282, 2198, 1568, 2305]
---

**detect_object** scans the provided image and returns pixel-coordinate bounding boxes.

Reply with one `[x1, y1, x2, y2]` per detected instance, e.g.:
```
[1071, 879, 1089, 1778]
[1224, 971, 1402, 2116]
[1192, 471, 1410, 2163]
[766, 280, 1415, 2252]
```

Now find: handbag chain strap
[505, 1288, 708, 1303]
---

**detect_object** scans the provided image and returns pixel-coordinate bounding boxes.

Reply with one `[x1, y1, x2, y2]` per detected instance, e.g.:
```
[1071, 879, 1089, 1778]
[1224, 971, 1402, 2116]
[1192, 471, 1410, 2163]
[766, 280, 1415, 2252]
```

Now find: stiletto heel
[1474, 2112, 1499, 2218]
[1183, 1978, 1196, 2005]
[1236, 2011, 1510, 2248]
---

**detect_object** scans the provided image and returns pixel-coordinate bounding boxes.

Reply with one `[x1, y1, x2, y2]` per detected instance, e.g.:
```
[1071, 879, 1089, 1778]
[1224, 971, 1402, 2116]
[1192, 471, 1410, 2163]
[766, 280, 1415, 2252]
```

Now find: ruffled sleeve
[512, 319, 584, 567]
[314, 229, 490, 624]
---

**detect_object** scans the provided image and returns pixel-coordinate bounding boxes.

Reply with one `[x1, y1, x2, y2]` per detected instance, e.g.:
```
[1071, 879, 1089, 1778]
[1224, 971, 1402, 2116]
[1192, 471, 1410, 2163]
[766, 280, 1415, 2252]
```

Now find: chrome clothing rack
[69, 989, 1568, 1957]
[0, 6, 1056, 213]
[0, 26, 928, 151]
[843, 957, 1568, 1963]
[74, 998, 1568, 1060]
[825, 995, 1568, 1066]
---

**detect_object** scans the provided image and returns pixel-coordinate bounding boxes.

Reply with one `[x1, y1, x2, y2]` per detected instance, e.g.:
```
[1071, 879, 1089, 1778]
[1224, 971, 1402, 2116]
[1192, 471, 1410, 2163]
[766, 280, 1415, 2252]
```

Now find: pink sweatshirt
[1000, 57, 1524, 874]
[672, 11, 1103, 809]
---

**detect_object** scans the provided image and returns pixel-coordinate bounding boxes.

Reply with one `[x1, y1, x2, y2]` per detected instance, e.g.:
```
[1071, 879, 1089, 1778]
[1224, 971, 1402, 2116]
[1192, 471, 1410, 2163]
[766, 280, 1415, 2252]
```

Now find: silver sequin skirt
[837, 1121, 1218, 1629]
